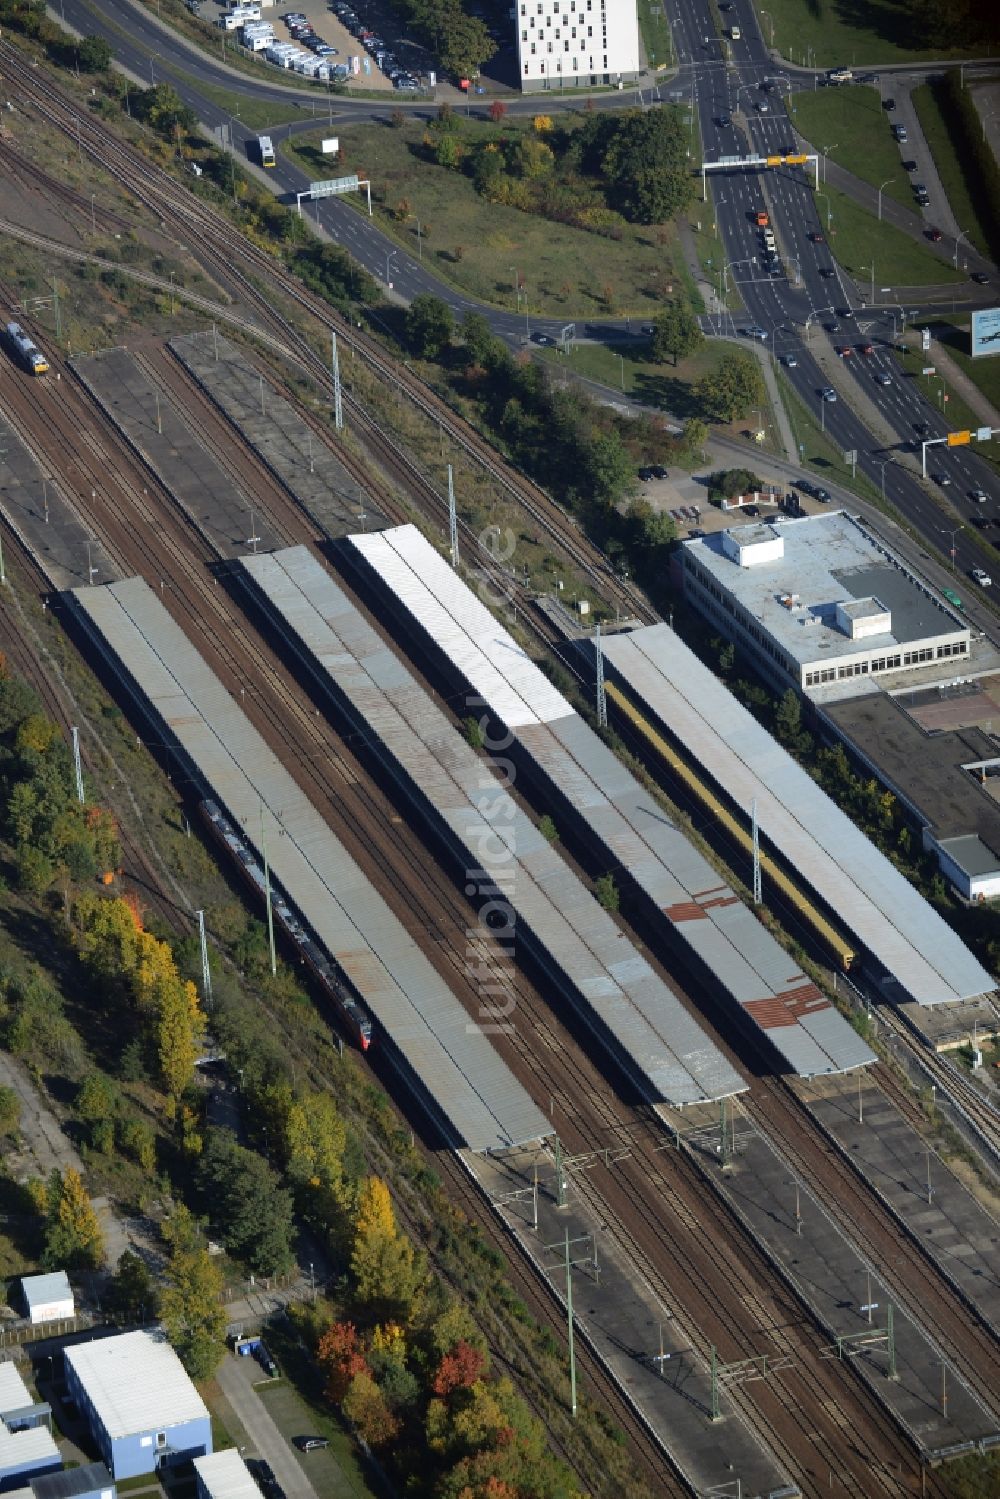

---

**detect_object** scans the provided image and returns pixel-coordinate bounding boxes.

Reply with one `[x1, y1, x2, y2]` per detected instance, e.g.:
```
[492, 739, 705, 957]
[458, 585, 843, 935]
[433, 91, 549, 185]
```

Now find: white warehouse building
[516, 0, 639, 92]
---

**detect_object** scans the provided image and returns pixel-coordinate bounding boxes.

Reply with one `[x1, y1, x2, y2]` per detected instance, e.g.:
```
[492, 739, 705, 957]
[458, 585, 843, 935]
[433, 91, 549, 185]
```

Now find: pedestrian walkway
[911, 332, 1000, 428]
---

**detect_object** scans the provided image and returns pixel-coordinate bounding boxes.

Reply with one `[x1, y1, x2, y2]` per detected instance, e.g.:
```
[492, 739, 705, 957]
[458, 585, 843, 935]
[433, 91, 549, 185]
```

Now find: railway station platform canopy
[345, 525, 876, 1078]
[67, 576, 551, 1154]
[598, 624, 995, 1008]
[238, 546, 744, 1106]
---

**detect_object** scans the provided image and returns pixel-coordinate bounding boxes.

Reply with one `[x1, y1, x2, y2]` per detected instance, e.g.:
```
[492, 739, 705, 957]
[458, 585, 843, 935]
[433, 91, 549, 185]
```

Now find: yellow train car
[605, 679, 856, 970]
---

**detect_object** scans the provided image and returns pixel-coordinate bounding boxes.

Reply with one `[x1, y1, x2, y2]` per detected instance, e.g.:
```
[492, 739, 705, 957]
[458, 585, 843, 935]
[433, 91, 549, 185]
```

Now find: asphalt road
[49, 0, 1000, 584]
[668, 0, 1000, 583]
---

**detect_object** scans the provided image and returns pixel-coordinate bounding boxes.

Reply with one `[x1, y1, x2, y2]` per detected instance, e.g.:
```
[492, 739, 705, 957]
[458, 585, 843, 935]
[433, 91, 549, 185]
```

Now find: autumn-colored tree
[532, 114, 553, 133]
[159, 1205, 226, 1380]
[42, 1167, 104, 1271]
[488, 100, 506, 122]
[317, 1320, 369, 1403]
[433, 1340, 486, 1398]
[341, 1371, 400, 1447]
[155, 971, 201, 1100]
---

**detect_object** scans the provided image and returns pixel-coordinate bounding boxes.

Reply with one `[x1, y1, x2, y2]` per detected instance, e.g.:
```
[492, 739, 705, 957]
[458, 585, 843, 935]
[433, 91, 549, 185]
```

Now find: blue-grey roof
[238, 546, 745, 1106]
[599, 623, 995, 1007]
[21, 1274, 72, 1313]
[346, 526, 875, 1077]
[67, 578, 549, 1153]
[30, 1464, 113, 1499]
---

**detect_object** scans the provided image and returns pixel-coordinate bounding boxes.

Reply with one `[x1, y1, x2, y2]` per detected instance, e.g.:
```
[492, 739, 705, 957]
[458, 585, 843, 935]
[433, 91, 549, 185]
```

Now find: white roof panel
[348, 526, 875, 1076]
[65, 1332, 207, 1440]
[0, 1426, 59, 1471]
[193, 1451, 259, 1499]
[0, 1364, 31, 1416]
[602, 624, 995, 1006]
[21, 1273, 72, 1311]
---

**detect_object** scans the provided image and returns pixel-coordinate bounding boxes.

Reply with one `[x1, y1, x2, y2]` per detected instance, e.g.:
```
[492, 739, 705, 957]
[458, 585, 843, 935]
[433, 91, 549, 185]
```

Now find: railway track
[0, 44, 653, 645]
[0, 42, 993, 1494]
[0, 345, 948, 1494]
[878, 1006, 1000, 1165]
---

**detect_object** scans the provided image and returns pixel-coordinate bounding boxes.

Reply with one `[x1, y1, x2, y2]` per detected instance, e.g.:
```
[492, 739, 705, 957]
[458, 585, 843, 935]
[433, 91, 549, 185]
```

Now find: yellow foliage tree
[75, 894, 144, 984]
[355, 1177, 396, 1241]
[156, 972, 202, 1101]
[532, 114, 553, 133]
[370, 1321, 406, 1360]
[351, 1177, 426, 1321]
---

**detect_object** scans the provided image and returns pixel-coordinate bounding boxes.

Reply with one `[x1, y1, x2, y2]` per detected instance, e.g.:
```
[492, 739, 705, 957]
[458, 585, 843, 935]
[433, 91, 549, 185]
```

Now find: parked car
[926, 227, 943, 241]
[815, 488, 831, 502]
[902, 159, 917, 171]
[297, 1438, 330, 1452]
[883, 96, 895, 110]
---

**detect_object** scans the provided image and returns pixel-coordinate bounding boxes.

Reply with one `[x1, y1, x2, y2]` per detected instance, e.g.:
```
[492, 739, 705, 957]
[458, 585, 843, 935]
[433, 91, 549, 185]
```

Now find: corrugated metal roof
[347, 526, 875, 1077]
[193, 1451, 259, 1499]
[601, 624, 995, 1006]
[0, 1426, 59, 1472]
[65, 1332, 207, 1440]
[0, 1366, 31, 1417]
[21, 1274, 72, 1312]
[68, 579, 549, 1153]
[238, 548, 744, 1105]
[31, 1463, 114, 1499]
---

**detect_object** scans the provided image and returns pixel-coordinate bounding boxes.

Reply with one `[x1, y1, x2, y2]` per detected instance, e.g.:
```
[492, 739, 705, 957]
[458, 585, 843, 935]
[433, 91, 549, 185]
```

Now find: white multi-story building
[515, 0, 639, 92]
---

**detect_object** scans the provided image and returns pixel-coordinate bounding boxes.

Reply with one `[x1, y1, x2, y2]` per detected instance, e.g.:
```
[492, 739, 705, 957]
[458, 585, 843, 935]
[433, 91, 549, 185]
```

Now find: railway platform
[701, 1100, 999, 1456]
[0, 399, 119, 591]
[170, 330, 385, 537]
[798, 1074, 1000, 1337]
[71, 347, 285, 560]
[471, 1146, 796, 1499]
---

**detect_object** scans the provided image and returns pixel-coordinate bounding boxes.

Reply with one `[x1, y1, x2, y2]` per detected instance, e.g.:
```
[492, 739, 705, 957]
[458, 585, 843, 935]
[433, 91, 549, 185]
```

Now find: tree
[197, 1130, 296, 1276]
[438, 14, 496, 78]
[317, 1320, 369, 1403]
[42, 1168, 104, 1271]
[600, 108, 694, 224]
[488, 100, 507, 123]
[0, 1087, 20, 1139]
[159, 1206, 227, 1380]
[108, 1250, 154, 1324]
[342, 1371, 400, 1447]
[594, 874, 619, 912]
[406, 294, 454, 360]
[651, 300, 702, 367]
[433, 1340, 486, 1397]
[155, 970, 202, 1101]
[694, 353, 765, 422]
[351, 1178, 426, 1321]
[78, 34, 111, 70]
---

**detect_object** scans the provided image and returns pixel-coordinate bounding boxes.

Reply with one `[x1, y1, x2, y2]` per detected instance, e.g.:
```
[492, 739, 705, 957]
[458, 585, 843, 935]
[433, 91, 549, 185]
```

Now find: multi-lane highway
[41, 0, 1000, 582]
[669, 0, 1000, 583]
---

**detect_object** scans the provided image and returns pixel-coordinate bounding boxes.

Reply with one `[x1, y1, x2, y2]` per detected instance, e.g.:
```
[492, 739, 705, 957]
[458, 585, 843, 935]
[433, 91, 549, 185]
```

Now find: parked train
[200, 798, 373, 1049]
[4, 321, 49, 376]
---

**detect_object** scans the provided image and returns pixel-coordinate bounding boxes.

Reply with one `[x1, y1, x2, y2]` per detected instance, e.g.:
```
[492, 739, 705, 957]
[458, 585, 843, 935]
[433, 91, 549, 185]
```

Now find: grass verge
[256, 1369, 375, 1499]
[816, 182, 964, 288]
[636, 0, 674, 70]
[911, 82, 993, 259]
[749, 0, 996, 68]
[785, 85, 914, 208]
[898, 337, 1000, 482]
[286, 122, 688, 319]
[174, 75, 318, 131]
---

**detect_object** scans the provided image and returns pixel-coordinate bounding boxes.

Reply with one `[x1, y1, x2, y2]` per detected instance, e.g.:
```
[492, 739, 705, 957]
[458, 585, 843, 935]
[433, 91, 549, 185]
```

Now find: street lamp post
[821, 143, 839, 183]
[760, 7, 774, 44]
[877, 178, 892, 222]
[861, 262, 875, 305]
[385, 251, 395, 285]
[815, 189, 833, 229]
[939, 525, 963, 573]
[954, 227, 972, 267]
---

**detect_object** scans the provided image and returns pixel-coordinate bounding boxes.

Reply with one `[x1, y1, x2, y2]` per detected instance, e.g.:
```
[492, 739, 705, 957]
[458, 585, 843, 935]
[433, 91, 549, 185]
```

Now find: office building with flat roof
[680, 511, 970, 697]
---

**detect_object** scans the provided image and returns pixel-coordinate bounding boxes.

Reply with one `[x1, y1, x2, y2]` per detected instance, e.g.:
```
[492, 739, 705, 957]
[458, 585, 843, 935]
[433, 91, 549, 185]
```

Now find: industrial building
[0, 1428, 60, 1492]
[193, 1451, 258, 1499]
[344, 525, 875, 1078]
[594, 624, 995, 1005]
[516, 0, 639, 92]
[63, 1332, 211, 1479]
[20, 1276, 73, 1328]
[68, 578, 549, 1155]
[679, 511, 971, 696]
[238, 547, 745, 1107]
[825, 684, 1000, 902]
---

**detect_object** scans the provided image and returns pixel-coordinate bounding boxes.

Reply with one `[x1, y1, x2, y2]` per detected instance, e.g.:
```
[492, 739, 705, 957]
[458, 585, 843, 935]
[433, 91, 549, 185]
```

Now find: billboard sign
[321, 138, 340, 155]
[971, 306, 1000, 358]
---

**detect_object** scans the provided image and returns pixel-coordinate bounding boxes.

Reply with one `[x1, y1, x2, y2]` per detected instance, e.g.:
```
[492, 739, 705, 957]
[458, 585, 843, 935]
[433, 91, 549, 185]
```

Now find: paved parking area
[217, 1356, 321, 1499]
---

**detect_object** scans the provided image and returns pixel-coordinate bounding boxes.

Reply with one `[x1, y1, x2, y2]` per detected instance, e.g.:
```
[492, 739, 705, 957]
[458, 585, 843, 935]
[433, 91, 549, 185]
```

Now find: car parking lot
[205, 0, 430, 90]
